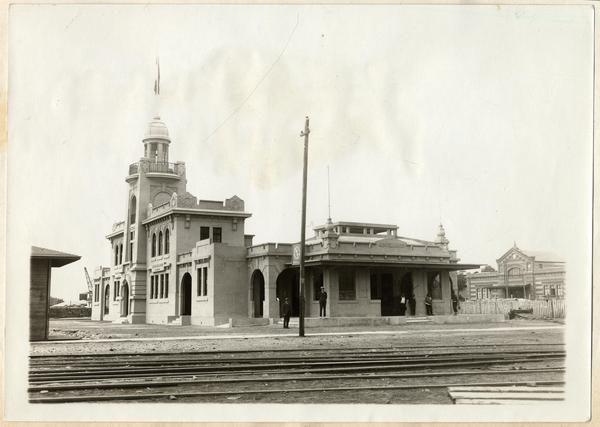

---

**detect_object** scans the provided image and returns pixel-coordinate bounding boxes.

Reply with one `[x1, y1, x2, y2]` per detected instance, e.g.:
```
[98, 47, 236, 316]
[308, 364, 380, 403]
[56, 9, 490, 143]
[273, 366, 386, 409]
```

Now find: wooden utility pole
[299, 116, 310, 337]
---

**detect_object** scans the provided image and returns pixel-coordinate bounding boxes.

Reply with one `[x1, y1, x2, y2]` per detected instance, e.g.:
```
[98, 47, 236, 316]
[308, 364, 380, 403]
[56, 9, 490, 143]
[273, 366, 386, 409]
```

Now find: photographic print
[4, 2, 593, 423]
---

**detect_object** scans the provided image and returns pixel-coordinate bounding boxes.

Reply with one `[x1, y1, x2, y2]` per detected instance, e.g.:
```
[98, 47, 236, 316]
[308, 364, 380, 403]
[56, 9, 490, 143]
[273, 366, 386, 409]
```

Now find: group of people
[281, 287, 459, 327]
[424, 290, 460, 315]
[281, 286, 329, 328]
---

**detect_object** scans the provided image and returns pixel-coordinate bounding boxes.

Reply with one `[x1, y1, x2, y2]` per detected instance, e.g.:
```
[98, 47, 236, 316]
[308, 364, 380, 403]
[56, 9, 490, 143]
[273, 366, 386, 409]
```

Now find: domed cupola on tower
[143, 116, 171, 163]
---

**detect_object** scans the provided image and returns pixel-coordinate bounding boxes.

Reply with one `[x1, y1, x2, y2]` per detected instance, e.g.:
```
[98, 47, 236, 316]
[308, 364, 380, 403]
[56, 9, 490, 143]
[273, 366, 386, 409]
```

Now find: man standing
[451, 290, 459, 315]
[399, 294, 407, 316]
[282, 297, 291, 328]
[425, 293, 433, 316]
[318, 286, 328, 317]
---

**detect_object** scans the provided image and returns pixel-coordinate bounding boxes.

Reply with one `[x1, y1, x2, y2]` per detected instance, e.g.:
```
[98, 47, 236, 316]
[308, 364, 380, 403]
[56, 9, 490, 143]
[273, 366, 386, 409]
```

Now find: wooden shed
[30, 246, 81, 341]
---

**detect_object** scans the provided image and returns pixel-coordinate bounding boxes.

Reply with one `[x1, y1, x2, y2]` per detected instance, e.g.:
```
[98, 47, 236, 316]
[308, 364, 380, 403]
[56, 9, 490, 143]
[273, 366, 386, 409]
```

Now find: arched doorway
[104, 285, 110, 315]
[276, 268, 299, 317]
[251, 270, 265, 318]
[181, 273, 192, 316]
[120, 281, 129, 317]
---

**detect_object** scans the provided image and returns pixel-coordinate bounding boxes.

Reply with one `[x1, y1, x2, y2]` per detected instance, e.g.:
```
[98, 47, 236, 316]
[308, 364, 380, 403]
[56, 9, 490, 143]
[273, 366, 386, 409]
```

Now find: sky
[7, 4, 593, 303]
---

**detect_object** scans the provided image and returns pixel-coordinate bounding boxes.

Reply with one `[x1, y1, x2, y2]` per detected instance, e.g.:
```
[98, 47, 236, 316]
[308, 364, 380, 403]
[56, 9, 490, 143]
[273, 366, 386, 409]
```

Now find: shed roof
[31, 246, 81, 267]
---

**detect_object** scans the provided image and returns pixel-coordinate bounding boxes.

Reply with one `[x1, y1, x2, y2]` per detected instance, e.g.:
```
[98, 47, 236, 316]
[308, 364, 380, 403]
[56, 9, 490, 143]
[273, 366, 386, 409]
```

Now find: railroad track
[29, 343, 565, 404]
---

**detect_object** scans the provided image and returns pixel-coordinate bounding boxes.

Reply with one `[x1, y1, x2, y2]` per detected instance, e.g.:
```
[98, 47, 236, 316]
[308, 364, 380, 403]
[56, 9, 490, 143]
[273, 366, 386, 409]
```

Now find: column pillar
[264, 264, 281, 319]
[323, 268, 335, 317]
[413, 271, 427, 316]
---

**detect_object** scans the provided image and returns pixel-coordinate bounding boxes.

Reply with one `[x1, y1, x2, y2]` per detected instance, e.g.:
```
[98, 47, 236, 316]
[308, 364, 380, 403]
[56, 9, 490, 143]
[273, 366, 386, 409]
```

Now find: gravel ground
[29, 318, 564, 404]
[32, 318, 564, 356]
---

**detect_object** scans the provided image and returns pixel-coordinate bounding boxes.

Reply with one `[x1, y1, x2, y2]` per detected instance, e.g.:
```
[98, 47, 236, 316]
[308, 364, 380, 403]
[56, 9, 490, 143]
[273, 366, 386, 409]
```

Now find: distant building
[466, 244, 565, 300]
[30, 246, 80, 340]
[91, 117, 479, 324]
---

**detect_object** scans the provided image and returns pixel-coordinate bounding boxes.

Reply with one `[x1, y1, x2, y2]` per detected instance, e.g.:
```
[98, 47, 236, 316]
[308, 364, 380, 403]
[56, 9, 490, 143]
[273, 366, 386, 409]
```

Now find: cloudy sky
[8, 4, 593, 304]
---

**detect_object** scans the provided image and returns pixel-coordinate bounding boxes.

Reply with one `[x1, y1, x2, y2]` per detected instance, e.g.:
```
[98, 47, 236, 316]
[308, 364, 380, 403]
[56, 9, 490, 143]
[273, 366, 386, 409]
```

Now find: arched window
[165, 228, 170, 254]
[508, 267, 521, 276]
[119, 244, 123, 264]
[129, 196, 137, 224]
[114, 245, 119, 265]
[152, 233, 157, 257]
[158, 231, 163, 256]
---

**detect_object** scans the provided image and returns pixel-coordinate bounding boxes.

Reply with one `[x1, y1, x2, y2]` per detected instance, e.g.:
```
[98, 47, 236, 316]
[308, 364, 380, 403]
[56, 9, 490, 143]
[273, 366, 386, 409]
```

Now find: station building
[92, 117, 479, 325]
[465, 244, 565, 300]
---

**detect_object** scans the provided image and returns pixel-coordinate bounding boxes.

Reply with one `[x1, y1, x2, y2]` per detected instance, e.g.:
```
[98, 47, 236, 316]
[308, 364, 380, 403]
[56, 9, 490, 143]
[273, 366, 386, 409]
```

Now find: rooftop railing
[129, 161, 184, 177]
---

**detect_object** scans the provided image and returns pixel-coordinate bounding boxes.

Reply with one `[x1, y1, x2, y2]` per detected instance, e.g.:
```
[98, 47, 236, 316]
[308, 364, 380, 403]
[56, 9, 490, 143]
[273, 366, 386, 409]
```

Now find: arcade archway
[181, 273, 192, 316]
[250, 270, 265, 318]
[276, 268, 299, 317]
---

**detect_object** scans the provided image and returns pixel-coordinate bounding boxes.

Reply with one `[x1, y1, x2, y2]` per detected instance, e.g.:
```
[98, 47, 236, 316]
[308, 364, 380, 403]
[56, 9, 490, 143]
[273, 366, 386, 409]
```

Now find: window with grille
[338, 271, 356, 300]
[213, 227, 222, 243]
[165, 273, 169, 299]
[200, 226, 210, 241]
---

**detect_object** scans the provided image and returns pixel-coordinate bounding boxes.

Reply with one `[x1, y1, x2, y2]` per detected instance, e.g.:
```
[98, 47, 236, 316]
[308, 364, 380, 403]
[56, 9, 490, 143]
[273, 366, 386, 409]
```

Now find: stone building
[92, 117, 479, 324]
[248, 221, 480, 319]
[92, 117, 252, 325]
[466, 244, 565, 300]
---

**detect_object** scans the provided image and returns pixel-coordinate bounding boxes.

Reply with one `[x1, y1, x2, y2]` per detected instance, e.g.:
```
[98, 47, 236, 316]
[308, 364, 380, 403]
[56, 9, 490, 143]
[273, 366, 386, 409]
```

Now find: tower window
[130, 196, 137, 224]
[152, 233, 157, 257]
[165, 229, 170, 254]
[200, 226, 210, 241]
[158, 231, 163, 256]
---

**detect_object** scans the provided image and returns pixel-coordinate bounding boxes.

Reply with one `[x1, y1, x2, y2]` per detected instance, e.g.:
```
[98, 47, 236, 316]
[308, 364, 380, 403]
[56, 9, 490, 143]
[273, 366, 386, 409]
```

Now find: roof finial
[436, 223, 449, 249]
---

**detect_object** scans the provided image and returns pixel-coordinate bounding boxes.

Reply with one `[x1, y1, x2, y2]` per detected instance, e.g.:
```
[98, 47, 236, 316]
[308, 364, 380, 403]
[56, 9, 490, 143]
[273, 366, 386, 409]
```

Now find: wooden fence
[459, 299, 565, 319]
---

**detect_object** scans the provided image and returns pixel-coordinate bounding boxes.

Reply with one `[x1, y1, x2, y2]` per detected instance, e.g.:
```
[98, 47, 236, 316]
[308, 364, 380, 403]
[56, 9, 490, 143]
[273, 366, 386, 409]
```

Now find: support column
[323, 268, 336, 317]
[264, 265, 281, 319]
[413, 271, 427, 316]
[128, 268, 147, 324]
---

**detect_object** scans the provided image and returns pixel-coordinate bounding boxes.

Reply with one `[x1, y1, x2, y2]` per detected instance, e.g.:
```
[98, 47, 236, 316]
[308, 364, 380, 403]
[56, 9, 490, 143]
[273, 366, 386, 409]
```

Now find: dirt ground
[33, 318, 564, 356]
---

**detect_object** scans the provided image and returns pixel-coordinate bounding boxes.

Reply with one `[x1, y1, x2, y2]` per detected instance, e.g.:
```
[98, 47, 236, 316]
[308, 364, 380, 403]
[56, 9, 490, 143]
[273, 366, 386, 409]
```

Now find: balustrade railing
[148, 162, 178, 174]
[129, 161, 181, 176]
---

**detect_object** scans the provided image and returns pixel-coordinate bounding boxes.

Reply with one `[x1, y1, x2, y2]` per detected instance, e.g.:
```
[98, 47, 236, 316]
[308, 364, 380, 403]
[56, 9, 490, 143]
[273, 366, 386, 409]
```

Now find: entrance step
[167, 315, 191, 326]
[112, 317, 130, 324]
[406, 316, 433, 323]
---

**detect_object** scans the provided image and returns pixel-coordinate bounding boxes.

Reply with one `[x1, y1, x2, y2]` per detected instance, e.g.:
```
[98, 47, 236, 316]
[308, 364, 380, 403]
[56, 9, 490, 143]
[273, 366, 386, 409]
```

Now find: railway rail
[29, 343, 565, 404]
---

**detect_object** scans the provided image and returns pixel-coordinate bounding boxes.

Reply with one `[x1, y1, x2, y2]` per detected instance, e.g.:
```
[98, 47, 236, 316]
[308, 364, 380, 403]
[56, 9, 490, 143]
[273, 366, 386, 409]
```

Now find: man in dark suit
[282, 297, 291, 328]
[318, 286, 328, 317]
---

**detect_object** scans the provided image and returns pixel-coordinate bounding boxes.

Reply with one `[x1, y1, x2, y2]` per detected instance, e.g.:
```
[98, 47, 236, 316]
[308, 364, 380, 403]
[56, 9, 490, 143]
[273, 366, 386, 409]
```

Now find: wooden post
[299, 116, 310, 337]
